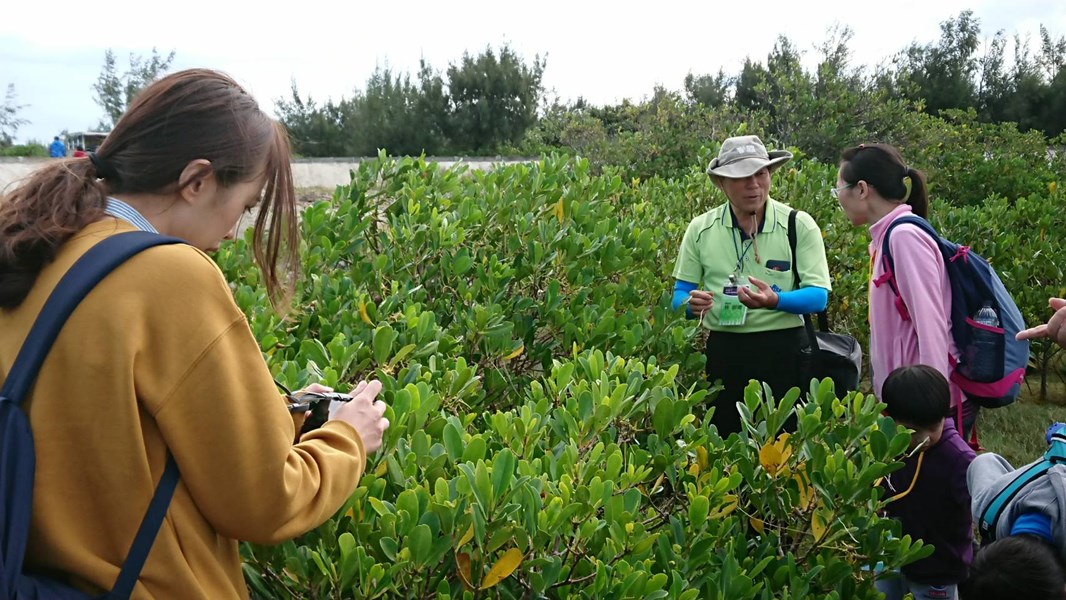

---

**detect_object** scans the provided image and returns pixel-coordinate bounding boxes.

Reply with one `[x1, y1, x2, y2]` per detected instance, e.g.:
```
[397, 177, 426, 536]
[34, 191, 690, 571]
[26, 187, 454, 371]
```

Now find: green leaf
[463, 436, 488, 463]
[652, 398, 674, 438]
[379, 536, 398, 561]
[406, 523, 433, 565]
[454, 250, 474, 275]
[491, 448, 516, 501]
[372, 325, 398, 365]
[443, 421, 464, 461]
[689, 495, 710, 529]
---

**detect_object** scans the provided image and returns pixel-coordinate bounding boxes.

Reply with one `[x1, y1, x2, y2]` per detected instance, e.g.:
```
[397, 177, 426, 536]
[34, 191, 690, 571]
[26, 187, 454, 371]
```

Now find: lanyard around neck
[731, 212, 761, 275]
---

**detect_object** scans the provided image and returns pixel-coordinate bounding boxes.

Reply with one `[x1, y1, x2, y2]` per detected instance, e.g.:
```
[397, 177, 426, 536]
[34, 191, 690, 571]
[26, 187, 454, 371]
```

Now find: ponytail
[0, 159, 108, 308]
[901, 166, 929, 218]
[1, 69, 299, 313]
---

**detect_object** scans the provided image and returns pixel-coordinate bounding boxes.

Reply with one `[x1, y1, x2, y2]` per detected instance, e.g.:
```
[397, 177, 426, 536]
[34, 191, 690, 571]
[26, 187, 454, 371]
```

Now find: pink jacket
[868, 204, 965, 408]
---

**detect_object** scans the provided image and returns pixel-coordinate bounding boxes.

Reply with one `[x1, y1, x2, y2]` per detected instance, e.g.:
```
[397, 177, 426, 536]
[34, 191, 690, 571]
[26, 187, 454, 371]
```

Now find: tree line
[1, 10, 1062, 162]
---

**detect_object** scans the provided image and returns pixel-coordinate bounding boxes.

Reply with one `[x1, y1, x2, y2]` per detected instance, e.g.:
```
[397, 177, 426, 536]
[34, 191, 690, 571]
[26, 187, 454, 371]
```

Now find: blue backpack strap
[980, 434, 1066, 541]
[1, 232, 184, 599]
[1, 232, 183, 403]
[878, 215, 941, 299]
[104, 455, 180, 600]
[980, 459, 1053, 541]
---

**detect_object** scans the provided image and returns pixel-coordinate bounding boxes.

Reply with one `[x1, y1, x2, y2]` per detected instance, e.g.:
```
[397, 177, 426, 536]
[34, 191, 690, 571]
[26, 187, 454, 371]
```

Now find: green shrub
[216, 156, 933, 598]
[0, 143, 46, 157]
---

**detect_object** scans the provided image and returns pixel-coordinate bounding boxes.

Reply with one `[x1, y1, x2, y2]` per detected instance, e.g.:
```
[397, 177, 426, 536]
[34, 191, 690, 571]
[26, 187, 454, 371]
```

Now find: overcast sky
[2, 0, 1064, 144]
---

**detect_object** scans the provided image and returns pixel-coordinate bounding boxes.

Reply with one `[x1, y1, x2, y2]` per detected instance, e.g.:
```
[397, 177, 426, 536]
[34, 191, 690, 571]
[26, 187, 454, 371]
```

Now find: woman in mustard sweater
[0, 69, 389, 598]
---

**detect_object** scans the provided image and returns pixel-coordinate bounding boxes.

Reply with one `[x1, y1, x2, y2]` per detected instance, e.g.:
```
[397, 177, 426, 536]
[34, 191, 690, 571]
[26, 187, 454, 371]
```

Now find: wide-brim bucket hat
[706, 135, 793, 178]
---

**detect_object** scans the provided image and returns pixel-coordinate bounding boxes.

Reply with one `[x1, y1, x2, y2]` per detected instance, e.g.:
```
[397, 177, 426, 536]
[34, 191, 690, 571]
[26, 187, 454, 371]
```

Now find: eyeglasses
[830, 183, 854, 199]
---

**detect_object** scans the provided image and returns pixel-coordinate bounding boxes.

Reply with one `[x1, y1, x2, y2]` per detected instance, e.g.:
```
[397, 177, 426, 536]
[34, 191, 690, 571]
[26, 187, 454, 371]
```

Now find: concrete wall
[0, 156, 536, 193]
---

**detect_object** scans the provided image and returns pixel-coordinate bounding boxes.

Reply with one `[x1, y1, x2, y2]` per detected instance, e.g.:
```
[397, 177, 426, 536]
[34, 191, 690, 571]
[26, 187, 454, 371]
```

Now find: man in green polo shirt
[671, 135, 831, 436]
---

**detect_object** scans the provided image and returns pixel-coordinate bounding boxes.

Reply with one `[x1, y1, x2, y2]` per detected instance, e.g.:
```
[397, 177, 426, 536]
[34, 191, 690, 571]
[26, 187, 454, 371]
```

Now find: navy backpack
[877, 215, 1029, 409]
[1, 232, 183, 599]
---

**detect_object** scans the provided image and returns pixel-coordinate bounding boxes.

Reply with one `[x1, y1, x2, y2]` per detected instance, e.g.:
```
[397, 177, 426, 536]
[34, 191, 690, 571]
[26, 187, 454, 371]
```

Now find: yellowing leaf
[759, 434, 793, 478]
[1050, 181, 1059, 194]
[456, 552, 475, 590]
[652, 473, 665, 495]
[697, 446, 710, 471]
[374, 461, 388, 476]
[794, 472, 816, 510]
[457, 524, 474, 548]
[359, 301, 373, 325]
[709, 494, 739, 519]
[688, 462, 700, 477]
[553, 199, 565, 223]
[811, 511, 828, 542]
[750, 517, 765, 534]
[479, 548, 523, 590]
[503, 344, 525, 361]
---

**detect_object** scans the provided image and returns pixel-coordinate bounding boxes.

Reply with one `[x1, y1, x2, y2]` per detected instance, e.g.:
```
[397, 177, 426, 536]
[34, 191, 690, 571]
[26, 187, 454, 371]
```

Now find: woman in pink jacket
[834, 143, 978, 440]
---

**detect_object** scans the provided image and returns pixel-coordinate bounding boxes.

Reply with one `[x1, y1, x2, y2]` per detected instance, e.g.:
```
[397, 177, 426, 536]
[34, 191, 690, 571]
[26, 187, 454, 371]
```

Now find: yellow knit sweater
[0, 219, 366, 599]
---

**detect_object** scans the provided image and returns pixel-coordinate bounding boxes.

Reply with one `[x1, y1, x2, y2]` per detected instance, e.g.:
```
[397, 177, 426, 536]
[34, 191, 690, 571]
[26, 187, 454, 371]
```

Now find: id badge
[719, 293, 748, 327]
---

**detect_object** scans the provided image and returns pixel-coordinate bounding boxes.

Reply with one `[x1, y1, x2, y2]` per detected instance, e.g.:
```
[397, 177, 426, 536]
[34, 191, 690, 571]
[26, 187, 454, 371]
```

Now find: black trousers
[705, 326, 810, 437]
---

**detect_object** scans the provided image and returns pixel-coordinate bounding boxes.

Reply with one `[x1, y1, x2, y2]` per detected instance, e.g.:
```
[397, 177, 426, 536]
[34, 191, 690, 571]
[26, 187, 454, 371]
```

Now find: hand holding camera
[283, 380, 390, 453]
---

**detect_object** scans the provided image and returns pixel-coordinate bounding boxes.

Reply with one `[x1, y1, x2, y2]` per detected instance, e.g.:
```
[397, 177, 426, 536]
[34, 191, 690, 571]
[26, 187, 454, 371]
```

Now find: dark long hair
[0, 69, 298, 310]
[839, 143, 929, 218]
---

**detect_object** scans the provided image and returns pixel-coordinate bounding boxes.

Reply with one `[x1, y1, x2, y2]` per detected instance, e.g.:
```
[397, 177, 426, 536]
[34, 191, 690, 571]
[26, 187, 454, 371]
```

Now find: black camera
[277, 380, 352, 434]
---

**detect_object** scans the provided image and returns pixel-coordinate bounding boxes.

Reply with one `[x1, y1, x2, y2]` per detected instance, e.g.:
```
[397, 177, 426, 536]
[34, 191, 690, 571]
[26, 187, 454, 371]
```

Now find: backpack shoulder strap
[1, 231, 184, 599]
[980, 459, 1055, 542]
[980, 433, 1066, 541]
[788, 208, 830, 332]
[1, 232, 184, 403]
[878, 215, 940, 297]
[788, 209, 799, 289]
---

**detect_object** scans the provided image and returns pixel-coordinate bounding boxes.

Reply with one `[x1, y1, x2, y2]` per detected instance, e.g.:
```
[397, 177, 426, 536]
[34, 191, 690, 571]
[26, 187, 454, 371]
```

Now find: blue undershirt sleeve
[672, 280, 698, 318]
[1011, 512, 1054, 543]
[775, 286, 828, 314]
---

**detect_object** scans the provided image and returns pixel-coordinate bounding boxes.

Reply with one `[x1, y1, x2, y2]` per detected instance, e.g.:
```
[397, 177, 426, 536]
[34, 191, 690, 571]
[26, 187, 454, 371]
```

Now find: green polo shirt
[672, 198, 831, 333]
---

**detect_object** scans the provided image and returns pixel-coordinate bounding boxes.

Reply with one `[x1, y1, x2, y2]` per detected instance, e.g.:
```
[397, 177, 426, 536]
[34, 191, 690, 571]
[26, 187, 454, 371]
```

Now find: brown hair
[0, 69, 298, 310]
[839, 143, 929, 218]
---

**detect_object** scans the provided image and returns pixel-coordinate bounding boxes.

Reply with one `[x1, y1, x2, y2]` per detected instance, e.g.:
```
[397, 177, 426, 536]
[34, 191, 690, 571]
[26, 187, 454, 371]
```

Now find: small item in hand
[276, 379, 353, 435]
[719, 274, 748, 326]
[723, 274, 739, 297]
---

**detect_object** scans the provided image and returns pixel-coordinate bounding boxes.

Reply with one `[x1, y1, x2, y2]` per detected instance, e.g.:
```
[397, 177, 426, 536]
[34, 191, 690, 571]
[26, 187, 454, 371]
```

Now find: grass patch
[977, 377, 1065, 467]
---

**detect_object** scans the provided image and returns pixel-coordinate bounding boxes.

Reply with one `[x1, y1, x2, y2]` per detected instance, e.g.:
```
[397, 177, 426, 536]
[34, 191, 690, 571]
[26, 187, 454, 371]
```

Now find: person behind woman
[835, 143, 977, 439]
[960, 422, 1066, 599]
[0, 69, 389, 598]
[671, 135, 832, 436]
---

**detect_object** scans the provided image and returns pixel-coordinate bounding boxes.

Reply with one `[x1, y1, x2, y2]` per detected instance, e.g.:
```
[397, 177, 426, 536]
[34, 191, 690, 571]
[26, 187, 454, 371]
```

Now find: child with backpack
[834, 143, 1028, 448]
[876, 365, 977, 600]
[959, 423, 1066, 599]
[0, 70, 390, 598]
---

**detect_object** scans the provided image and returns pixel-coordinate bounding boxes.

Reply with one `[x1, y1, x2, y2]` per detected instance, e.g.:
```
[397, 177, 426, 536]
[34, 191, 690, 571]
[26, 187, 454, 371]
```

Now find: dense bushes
[212, 156, 990, 597]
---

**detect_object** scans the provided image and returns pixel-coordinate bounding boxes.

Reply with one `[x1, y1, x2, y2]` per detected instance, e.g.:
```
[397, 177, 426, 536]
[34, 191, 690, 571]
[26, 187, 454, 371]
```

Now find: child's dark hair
[881, 365, 950, 428]
[839, 143, 929, 218]
[959, 534, 1066, 600]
